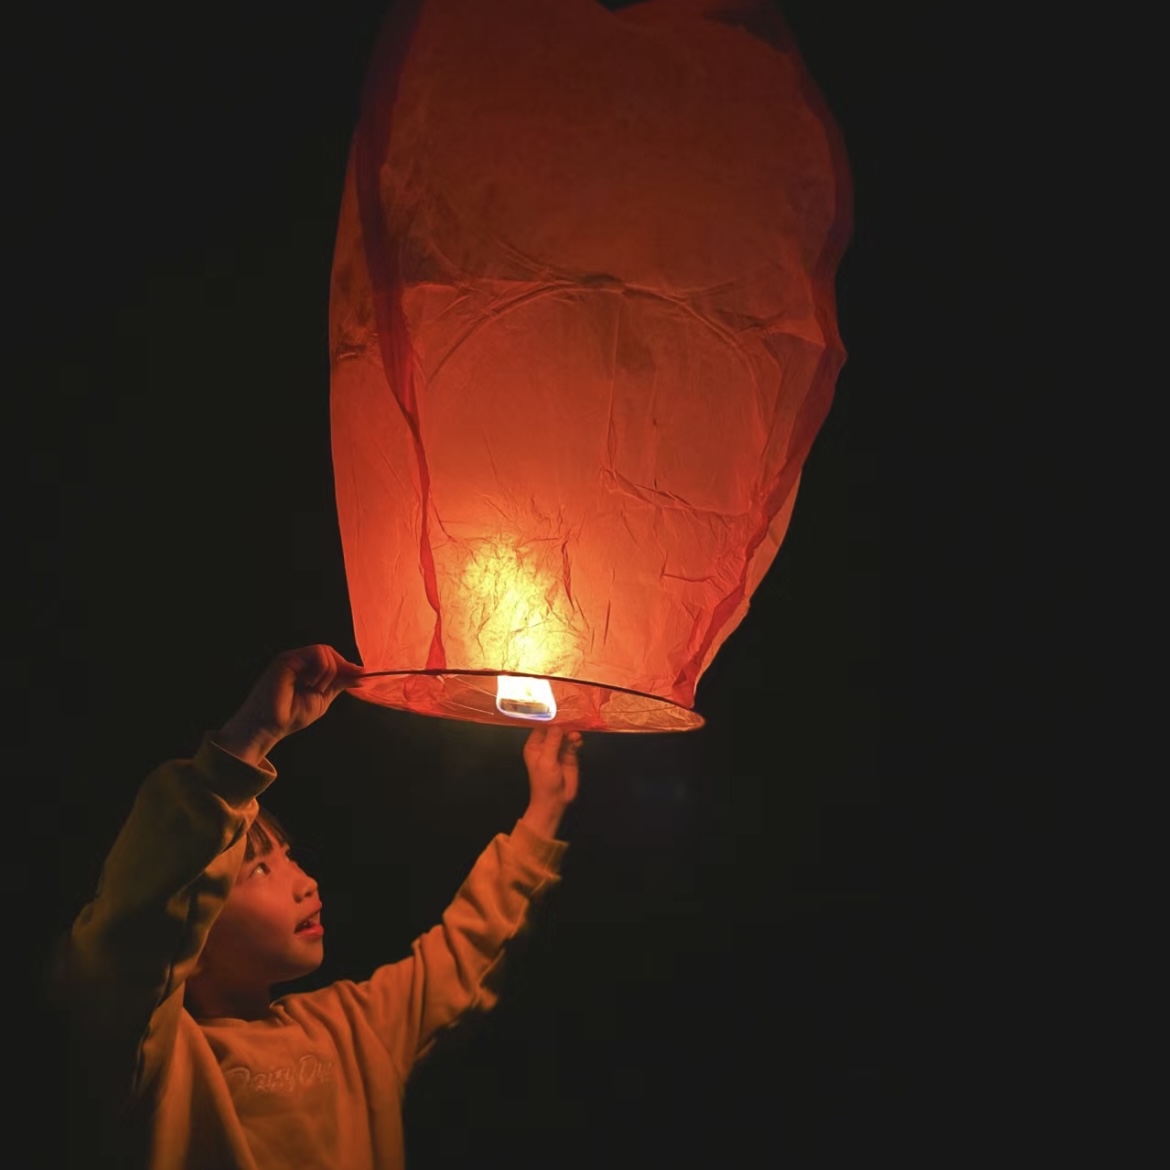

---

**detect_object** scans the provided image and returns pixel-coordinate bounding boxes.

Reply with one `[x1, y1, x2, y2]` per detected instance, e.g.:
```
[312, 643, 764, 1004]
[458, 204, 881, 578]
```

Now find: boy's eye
[250, 860, 271, 878]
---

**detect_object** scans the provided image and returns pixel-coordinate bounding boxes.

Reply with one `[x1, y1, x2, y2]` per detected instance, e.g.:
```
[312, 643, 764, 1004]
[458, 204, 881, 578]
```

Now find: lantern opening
[495, 674, 557, 722]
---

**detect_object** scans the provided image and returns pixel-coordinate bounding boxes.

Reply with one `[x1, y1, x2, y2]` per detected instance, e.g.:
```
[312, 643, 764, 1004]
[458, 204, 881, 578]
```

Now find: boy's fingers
[316, 645, 345, 690]
[283, 645, 362, 695]
[540, 728, 565, 768]
[326, 646, 362, 675]
[284, 645, 325, 688]
[325, 650, 363, 694]
[523, 727, 547, 764]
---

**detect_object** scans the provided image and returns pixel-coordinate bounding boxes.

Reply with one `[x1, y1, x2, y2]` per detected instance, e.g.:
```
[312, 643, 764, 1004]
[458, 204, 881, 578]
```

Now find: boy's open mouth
[295, 912, 322, 934]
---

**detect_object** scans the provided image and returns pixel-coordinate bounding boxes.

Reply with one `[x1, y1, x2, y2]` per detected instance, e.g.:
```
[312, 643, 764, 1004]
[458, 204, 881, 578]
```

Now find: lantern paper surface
[331, 0, 851, 731]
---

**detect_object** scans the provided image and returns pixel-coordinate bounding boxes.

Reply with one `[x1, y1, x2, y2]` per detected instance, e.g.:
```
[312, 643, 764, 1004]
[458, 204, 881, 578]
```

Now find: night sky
[15, 1, 1022, 1165]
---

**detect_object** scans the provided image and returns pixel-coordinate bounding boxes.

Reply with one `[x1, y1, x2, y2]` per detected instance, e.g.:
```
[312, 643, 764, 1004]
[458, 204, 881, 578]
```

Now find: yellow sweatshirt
[57, 738, 566, 1169]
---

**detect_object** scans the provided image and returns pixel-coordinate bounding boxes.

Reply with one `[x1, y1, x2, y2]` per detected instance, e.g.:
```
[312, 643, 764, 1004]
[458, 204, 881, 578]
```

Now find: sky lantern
[330, 0, 851, 732]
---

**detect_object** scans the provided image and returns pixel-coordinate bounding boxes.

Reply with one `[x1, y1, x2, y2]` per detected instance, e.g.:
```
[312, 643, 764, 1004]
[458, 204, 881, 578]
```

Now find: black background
[13, 1, 1042, 1165]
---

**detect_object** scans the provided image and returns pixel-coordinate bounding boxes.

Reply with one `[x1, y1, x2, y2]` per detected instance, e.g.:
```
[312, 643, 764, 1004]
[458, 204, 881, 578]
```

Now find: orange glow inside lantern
[332, 0, 851, 732]
[461, 540, 562, 721]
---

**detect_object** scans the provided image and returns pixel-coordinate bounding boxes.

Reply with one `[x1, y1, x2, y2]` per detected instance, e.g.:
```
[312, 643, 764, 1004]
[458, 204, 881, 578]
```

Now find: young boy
[56, 644, 581, 1169]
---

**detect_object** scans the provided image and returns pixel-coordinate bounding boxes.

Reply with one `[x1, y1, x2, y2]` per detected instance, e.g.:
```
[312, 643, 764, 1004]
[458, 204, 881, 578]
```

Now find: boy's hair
[244, 807, 291, 862]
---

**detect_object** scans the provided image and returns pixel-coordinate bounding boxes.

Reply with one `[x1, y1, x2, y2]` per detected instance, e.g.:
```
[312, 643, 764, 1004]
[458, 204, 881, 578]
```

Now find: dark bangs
[244, 807, 291, 862]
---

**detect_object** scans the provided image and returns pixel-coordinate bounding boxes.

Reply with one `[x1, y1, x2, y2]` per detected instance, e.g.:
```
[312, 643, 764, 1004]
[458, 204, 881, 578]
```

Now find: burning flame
[495, 674, 557, 721]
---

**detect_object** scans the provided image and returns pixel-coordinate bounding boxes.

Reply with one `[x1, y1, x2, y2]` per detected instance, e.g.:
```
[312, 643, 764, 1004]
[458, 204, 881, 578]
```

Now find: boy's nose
[293, 866, 318, 901]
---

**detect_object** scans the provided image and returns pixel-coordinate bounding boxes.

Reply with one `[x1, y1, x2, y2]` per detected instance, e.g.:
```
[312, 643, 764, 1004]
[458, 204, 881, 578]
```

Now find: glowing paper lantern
[330, 0, 851, 731]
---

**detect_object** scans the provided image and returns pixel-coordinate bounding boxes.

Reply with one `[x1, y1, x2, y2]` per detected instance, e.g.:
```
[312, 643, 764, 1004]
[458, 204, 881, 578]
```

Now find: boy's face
[201, 838, 325, 992]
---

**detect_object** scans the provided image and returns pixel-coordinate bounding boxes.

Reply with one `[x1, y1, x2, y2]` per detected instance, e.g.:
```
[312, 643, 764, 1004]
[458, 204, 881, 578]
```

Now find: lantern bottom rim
[350, 668, 704, 733]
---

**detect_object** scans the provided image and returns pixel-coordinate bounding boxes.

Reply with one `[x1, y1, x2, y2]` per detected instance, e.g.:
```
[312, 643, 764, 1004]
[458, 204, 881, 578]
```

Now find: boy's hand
[519, 728, 582, 840]
[213, 645, 363, 766]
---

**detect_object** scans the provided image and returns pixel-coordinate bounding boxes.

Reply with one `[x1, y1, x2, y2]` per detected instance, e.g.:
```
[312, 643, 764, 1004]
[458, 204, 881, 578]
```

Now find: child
[55, 644, 581, 1169]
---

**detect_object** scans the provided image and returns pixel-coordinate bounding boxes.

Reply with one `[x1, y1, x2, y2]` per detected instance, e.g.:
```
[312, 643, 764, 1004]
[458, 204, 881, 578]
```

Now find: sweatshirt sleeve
[55, 738, 275, 1112]
[355, 819, 566, 1079]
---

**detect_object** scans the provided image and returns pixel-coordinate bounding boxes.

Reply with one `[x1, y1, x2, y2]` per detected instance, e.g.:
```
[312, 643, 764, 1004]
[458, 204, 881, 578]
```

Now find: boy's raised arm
[359, 728, 580, 1075]
[59, 745, 275, 1107]
[55, 646, 359, 1110]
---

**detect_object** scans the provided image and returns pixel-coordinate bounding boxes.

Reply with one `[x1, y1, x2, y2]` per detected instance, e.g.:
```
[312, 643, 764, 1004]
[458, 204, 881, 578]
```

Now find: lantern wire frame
[350, 670, 705, 732]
